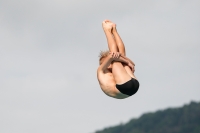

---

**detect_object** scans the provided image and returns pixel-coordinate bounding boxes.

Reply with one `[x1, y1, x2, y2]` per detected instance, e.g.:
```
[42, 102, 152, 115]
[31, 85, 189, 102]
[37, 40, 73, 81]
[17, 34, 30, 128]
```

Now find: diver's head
[99, 50, 109, 65]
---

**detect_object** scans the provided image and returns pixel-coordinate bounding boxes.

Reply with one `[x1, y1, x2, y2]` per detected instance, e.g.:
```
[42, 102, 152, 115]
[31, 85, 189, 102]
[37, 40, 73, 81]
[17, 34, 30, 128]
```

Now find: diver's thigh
[123, 64, 137, 79]
[112, 62, 131, 84]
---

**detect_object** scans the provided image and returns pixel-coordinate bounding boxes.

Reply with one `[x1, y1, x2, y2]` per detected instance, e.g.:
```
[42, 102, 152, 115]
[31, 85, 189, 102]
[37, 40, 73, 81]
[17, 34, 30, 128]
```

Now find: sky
[0, 0, 200, 133]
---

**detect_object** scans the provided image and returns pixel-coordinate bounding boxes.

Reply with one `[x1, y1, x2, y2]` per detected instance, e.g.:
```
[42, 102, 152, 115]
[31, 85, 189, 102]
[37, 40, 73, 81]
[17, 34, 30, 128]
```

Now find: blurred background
[0, 0, 200, 133]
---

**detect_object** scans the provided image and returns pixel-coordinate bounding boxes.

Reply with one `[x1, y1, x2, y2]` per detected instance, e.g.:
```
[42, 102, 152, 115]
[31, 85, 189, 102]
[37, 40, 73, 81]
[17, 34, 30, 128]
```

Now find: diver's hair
[99, 50, 110, 61]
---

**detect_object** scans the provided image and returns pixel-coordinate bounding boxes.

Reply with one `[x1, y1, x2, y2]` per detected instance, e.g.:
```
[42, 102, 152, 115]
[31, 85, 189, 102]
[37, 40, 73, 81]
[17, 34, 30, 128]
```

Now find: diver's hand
[129, 59, 135, 66]
[109, 52, 121, 59]
[128, 62, 135, 73]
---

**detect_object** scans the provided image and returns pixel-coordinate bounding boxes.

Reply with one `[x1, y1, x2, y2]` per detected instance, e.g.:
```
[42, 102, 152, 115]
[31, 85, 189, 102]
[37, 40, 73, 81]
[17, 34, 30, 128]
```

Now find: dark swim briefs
[116, 78, 139, 96]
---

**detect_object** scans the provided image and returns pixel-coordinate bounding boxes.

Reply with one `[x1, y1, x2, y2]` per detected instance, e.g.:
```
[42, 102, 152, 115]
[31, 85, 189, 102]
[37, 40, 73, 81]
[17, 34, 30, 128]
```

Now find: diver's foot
[104, 20, 117, 33]
[102, 20, 113, 32]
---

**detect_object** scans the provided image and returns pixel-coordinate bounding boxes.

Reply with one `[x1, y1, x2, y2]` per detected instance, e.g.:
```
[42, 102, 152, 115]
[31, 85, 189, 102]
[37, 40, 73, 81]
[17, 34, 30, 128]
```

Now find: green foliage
[94, 101, 200, 133]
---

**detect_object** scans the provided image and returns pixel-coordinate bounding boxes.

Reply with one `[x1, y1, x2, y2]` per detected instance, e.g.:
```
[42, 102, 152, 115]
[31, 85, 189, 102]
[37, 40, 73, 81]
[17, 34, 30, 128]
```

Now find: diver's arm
[109, 52, 132, 65]
[112, 56, 130, 64]
[110, 52, 135, 72]
[98, 53, 129, 72]
[98, 54, 113, 72]
[120, 55, 135, 66]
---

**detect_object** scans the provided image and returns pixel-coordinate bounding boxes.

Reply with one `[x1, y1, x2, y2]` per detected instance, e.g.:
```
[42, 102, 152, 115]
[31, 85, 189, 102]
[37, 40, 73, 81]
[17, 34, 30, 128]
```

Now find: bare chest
[97, 71, 116, 92]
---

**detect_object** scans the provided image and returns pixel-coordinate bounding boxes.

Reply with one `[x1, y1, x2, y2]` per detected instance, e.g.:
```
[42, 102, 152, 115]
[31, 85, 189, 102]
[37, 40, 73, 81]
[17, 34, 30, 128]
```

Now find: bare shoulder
[97, 66, 104, 74]
[97, 66, 106, 82]
[97, 67, 111, 81]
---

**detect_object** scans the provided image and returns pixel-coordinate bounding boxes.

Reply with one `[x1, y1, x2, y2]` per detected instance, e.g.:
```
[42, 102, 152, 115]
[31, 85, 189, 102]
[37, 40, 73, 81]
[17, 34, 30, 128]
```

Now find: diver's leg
[111, 62, 132, 84]
[102, 21, 131, 84]
[112, 24, 126, 56]
[107, 20, 137, 79]
[102, 20, 118, 52]
[122, 64, 137, 79]
[104, 20, 126, 56]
